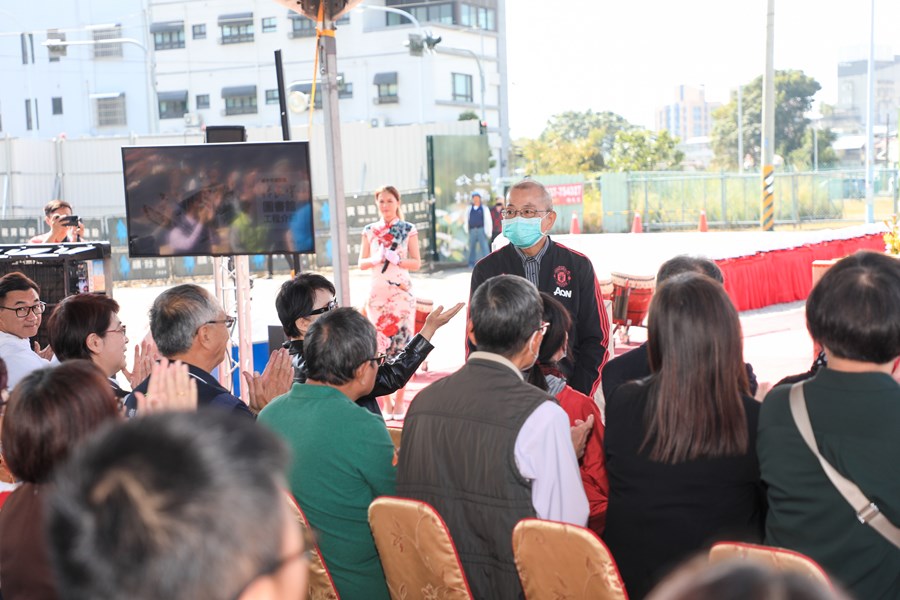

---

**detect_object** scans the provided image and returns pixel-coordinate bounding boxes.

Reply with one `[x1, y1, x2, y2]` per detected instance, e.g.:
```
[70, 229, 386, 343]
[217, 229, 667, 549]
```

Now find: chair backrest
[512, 518, 628, 600]
[709, 542, 831, 587]
[284, 492, 341, 600]
[386, 425, 402, 450]
[368, 496, 473, 600]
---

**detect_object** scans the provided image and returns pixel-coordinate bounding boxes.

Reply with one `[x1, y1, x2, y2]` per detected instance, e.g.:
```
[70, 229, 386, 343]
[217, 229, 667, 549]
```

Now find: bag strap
[789, 382, 900, 549]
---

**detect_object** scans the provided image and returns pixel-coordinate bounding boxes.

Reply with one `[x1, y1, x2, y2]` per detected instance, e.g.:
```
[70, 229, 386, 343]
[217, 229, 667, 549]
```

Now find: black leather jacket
[286, 333, 434, 416]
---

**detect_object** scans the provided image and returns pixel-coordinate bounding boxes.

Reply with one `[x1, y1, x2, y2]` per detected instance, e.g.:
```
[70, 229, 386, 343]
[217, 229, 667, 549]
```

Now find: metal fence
[598, 168, 900, 233]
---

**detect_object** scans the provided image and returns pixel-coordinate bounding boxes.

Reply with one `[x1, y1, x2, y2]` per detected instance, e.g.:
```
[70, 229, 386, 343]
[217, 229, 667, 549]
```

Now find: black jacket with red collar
[469, 237, 610, 396]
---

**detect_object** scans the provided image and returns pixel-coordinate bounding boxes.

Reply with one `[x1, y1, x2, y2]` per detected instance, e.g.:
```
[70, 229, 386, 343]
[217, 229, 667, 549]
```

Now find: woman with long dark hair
[603, 273, 765, 599]
[527, 292, 607, 534]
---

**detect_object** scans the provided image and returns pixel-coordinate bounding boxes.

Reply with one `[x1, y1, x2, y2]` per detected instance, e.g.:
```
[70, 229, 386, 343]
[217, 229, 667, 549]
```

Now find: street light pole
[42, 37, 158, 133]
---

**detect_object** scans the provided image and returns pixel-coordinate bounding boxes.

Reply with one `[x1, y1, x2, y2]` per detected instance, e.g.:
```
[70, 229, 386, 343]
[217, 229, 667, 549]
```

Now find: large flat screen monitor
[122, 141, 314, 257]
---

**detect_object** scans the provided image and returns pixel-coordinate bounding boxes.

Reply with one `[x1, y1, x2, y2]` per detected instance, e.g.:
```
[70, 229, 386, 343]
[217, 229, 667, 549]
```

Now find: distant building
[0, 0, 510, 174]
[656, 85, 720, 141]
[835, 52, 900, 133]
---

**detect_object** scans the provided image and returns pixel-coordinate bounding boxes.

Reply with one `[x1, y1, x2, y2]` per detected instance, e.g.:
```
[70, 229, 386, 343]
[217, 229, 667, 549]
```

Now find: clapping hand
[32, 341, 54, 361]
[419, 303, 465, 341]
[570, 414, 594, 460]
[122, 339, 155, 389]
[134, 358, 198, 414]
[242, 347, 293, 414]
[384, 248, 401, 265]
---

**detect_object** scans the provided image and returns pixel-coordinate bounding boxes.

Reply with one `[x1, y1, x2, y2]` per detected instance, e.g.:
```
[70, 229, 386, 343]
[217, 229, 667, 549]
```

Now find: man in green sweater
[259, 308, 396, 600]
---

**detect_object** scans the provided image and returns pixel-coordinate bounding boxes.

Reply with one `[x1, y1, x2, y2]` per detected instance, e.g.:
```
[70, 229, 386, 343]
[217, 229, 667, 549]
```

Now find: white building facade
[1, 1, 510, 174]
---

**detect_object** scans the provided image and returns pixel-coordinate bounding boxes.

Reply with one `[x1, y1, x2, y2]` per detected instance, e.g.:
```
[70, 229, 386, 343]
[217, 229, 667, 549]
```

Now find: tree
[787, 126, 838, 171]
[607, 129, 684, 172]
[458, 110, 479, 121]
[515, 110, 633, 175]
[711, 70, 821, 170]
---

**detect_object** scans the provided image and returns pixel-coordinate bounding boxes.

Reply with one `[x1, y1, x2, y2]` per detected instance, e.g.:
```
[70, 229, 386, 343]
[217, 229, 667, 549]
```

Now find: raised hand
[122, 340, 155, 388]
[32, 341, 54, 361]
[419, 302, 466, 341]
[242, 347, 293, 415]
[135, 359, 198, 414]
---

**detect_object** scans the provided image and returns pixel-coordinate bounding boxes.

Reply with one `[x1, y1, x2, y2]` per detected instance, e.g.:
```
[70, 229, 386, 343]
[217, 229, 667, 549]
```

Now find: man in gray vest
[397, 274, 588, 600]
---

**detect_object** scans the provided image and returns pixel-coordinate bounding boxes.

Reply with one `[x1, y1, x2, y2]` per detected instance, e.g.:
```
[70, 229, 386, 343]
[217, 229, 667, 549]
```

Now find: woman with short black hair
[759, 251, 900, 599]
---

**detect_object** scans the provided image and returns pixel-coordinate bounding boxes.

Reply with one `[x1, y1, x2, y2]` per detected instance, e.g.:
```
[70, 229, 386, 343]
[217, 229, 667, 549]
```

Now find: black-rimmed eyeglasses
[206, 316, 237, 329]
[366, 353, 387, 367]
[0, 301, 46, 318]
[307, 298, 338, 316]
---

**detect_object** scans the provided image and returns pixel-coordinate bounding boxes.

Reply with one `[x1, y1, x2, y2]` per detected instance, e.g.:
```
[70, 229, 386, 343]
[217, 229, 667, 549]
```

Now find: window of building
[459, 4, 496, 30]
[373, 72, 398, 104]
[21, 33, 35, 64]
[47, 29, 66, 62]
[92, 26, 123, 58]
[196, 94, 210, 109]
[94, 94, 126, 127]
[158, 91, 188, 119]
[219, 13, 254, 44]
[289, 15, 315, 38]
[25, 99, 33, 130]
[193, 24, 207, 39]
[52, 97, 63, 115]
[151, 22, 185, 50]
[289, 74, 351, 109]
[265, 89, 279, 104]
[452, 73, 473, 103]
[386, 3, 452, 25]
[222, 86, 257, 115]
[262, 17, 277, 33]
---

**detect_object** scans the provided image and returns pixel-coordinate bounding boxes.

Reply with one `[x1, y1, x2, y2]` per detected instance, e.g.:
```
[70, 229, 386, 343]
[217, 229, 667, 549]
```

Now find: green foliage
[608, 130, 684, 172]
[458, 110, 479, 121]
[515, 110, 634, 175]
[711, 70, 822, 170]
[787, 127, 838, 171]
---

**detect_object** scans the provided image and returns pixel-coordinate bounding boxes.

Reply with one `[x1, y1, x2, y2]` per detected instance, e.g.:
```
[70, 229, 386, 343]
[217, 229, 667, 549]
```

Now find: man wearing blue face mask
[469, 179, 610, 397]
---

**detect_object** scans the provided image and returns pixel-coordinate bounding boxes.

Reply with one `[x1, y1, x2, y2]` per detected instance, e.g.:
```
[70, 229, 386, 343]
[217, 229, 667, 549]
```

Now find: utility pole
[864, 0, 876, 223]
[760, 0, 776, 231]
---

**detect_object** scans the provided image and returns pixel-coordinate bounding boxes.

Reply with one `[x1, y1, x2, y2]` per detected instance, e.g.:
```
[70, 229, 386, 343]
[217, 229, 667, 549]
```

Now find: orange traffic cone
[698, 210, 709, 232]
[631, 212, 643, 234]
[570, 213, 581, 235]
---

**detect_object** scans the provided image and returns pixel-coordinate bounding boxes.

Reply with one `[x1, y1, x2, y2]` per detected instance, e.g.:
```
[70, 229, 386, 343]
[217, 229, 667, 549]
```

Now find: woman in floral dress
[359, 186, 421, 419]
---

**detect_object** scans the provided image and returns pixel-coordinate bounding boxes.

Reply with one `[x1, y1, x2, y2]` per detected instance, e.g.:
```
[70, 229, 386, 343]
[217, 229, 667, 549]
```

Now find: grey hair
[507, 178, 553, 209]
[304, 308, 377, 385]
[150, 284, 220, 357]
[470, 274, 542, 358]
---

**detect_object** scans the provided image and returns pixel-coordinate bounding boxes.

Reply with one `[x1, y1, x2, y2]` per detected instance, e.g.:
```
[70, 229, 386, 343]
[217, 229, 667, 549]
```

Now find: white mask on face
[523, 330, 541, 371]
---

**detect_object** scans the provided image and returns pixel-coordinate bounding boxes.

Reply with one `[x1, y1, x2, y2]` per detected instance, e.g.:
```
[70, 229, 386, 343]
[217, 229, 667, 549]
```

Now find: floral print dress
[363, 218, 417, 359]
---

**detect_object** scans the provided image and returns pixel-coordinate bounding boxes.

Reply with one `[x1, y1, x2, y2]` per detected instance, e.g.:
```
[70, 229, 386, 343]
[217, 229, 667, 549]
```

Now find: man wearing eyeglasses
[470, 179, 610, 397]
[0, 272, 54, 389]
[126, 284, 291, 419]
[259, 307, 397, 600]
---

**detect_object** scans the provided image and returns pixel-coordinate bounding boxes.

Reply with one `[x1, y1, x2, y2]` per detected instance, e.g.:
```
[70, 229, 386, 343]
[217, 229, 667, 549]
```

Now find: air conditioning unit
[184, 112, 202, 126]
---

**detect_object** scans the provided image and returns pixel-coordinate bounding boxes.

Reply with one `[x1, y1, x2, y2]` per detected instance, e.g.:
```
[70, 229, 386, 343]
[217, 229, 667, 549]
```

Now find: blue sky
[505, 0, 899, 138]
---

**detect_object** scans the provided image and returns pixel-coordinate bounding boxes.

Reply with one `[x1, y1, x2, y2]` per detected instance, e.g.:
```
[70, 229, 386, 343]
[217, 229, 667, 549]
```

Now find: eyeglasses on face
[228, 547, 312, 600]
[535, 321, 550, 335]
[0, 301, 47, 318]
[206, 316, 237, 329]
[367, 353, 387, 367]
[501, 208, 552, 220]
[105, 324, 127, 336]
[307, 298, 338, 316]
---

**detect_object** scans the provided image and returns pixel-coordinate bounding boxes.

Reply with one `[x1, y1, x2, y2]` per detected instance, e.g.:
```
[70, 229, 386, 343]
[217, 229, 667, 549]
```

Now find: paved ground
[116, 263, 814, 407]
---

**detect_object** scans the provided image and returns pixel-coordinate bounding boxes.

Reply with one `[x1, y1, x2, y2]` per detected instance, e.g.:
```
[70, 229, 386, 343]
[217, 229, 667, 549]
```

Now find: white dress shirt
[470, 351, 589, 526]
[0, 331, 51, 389]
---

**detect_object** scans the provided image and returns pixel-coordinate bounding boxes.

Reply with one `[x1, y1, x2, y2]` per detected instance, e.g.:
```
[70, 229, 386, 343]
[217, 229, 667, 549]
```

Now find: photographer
[28, 199, 85, 244]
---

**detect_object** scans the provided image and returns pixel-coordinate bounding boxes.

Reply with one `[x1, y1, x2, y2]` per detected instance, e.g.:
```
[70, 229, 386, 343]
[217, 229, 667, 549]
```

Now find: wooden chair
[709, 541, 831, 587]
[386, 425, 402, 450]
[368, 496, 473, 600]
[512, 518, 628, 600]
[284, 492, 340, 600]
